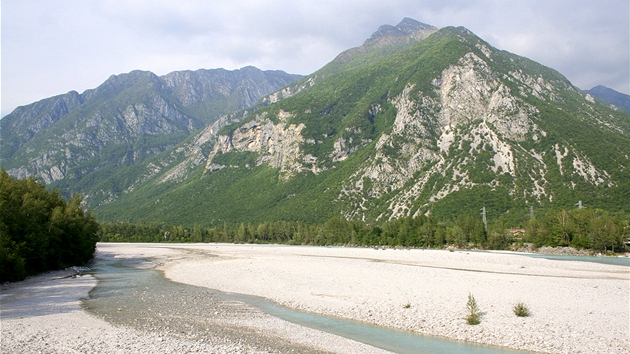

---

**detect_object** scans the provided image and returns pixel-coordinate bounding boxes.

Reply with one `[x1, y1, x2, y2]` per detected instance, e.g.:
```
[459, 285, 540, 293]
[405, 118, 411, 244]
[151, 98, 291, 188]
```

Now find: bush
[466, 293, 481, 325]
[513, 302, 530, 317]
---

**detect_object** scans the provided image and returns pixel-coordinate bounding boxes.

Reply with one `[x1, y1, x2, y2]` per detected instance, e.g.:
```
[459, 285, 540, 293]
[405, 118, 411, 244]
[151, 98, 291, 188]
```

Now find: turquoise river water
[84, 255, 537, 354]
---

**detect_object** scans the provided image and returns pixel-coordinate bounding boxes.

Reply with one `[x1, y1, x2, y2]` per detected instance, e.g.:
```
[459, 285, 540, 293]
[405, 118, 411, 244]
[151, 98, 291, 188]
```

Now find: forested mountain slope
[1, 67, 301, 205]
[2, 19, 628, 226]
[93, 20, 630, 226]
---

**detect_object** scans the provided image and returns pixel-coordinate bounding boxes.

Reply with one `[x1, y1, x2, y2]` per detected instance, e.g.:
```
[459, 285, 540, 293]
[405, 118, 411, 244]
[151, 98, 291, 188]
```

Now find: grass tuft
[513, 302, 530, 317]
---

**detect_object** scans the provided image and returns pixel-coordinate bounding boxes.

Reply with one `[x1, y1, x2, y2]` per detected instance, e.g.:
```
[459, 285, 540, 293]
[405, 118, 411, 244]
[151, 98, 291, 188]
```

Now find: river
[83, 254, 534, 354]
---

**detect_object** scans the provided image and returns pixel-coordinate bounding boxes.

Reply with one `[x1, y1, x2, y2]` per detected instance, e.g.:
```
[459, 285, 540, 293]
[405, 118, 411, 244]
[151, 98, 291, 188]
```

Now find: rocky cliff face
[205, 110, 309, 179]
[1, 91, 84, 163]
[1, 67, 301, 194]
[339, 48, 590, 220]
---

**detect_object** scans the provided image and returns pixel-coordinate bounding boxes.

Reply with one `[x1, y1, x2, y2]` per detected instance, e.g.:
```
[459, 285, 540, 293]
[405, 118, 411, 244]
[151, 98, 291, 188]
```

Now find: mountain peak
[366, 18, 437, 43]
[396, 17, 436, 34]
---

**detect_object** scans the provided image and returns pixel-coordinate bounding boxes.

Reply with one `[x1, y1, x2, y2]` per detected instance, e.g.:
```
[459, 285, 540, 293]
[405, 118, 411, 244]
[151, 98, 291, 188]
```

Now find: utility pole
[481, 207, 487, 232]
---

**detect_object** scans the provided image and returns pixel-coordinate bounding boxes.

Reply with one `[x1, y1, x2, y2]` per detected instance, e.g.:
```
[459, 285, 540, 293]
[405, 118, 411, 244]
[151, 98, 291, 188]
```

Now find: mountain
[585, 85, 630, 113]
[3, 19, 629, 226]
[90, 19, 630, 226]
[0, 67, 302, 192]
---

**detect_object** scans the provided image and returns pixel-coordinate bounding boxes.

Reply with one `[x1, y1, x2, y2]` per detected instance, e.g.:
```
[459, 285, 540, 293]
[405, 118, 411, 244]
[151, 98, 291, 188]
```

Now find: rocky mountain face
[1, 67, 301, 191]
[90, 19, 630, 226]
[3, 19, 629, 226]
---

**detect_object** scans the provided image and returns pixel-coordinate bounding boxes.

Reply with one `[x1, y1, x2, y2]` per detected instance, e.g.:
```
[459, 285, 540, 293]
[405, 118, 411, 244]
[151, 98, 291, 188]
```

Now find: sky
[2, 0, 629, 117]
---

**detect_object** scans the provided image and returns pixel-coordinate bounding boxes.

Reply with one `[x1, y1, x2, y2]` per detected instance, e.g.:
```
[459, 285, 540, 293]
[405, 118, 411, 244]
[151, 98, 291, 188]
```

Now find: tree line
[2, 165, 626, 284]
[0, 169, 99, 282]
[100, 208, 628, 253]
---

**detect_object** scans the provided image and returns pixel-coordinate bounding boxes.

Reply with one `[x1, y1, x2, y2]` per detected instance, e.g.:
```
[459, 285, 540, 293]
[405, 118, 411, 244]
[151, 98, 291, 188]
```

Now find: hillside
[1, 67, 301, 204]
[91, 20, 630, 226]
[2, 19, 628, 227]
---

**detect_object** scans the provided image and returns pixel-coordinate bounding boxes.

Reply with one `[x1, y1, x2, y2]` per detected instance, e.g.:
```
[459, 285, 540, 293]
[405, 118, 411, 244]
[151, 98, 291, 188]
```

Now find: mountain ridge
[1, 67, 302, 185]
[2, 19, 628, 227]
[93, 22, 630, 225]
[366, 17, 437, 42]
[585, 85, 630, 113]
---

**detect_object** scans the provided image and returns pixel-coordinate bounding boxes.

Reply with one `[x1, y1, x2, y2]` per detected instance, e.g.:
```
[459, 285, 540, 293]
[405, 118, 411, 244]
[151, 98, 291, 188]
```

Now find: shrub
[466, 293, 481, 325]
[513, 302, 530, 317]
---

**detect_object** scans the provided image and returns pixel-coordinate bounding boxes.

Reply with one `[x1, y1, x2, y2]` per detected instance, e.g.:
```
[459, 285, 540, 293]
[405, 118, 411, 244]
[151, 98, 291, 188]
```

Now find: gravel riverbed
[1, 249, 389, 353]
[160, 244, 629, 354]
[2, 243, 628, 353]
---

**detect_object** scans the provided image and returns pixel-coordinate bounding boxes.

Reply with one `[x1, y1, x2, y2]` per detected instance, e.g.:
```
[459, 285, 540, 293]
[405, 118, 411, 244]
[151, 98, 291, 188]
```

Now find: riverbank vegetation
[98, 208, 628, 253]
[0, 170, 99, 282]
[466, 293, 482, 325]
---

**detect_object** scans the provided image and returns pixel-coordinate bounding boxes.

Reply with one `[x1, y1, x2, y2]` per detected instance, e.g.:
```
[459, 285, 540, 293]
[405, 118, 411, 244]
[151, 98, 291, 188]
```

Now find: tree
[0, 169, 99, 282]
[487, 216, 512, 249]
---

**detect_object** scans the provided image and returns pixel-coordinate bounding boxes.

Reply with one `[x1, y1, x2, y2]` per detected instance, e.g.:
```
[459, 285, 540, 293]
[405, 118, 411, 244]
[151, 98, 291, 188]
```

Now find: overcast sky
[2, 0, 628, 117]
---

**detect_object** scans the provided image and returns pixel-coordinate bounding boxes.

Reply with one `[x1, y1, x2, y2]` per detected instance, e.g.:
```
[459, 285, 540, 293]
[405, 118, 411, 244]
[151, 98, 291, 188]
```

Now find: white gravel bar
[2, 243, 629, 353]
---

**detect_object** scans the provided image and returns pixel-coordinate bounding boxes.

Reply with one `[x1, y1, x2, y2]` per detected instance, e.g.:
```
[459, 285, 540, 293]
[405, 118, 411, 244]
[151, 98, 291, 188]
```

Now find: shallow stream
[519, 253, 630, 266]
[83, 255, 532, 354]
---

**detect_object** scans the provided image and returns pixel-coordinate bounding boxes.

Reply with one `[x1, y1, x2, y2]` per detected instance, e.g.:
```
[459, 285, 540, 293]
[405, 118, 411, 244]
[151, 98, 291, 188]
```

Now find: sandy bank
[0, 269, 244, 353]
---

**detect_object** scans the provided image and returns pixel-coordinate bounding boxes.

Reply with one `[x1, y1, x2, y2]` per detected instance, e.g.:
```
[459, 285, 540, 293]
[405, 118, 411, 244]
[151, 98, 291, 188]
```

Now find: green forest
[0, 169, 99, 282]
[99, 208, 628, 253]
[1, 167, 627, 283]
